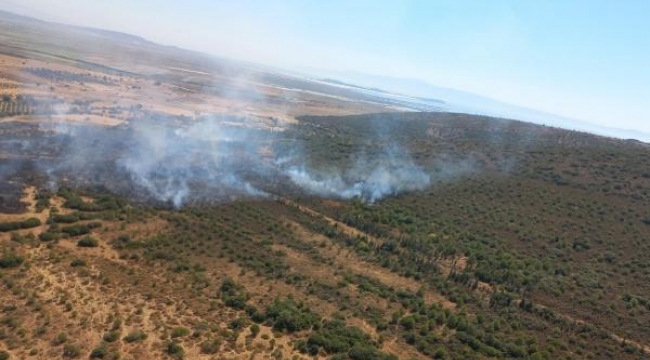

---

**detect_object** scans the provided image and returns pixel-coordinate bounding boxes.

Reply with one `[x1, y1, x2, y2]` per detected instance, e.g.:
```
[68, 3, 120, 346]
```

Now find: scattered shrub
[0, 217, 41, 232]
[250, 324, 260, 337]
[51, 214, 79, 224]
[39, 232, 60, 242]
[70, 258, 86, 267]
[166, 341, 184, 358]
[102, 331, 120, 343]
[62, 344, 81, 358]
[0, 252, 24, 268]
[62, 225, 90, 236]
[171, 327, 190, 338]
[89, 343, 108, 359]
[265, 297, 320, 333]
[299, 320, 395, 359]
[219, 277, 249, 310]
[200, 339, 221, 354]
[11, 232, 35, 244]
[53, 332, 67, 345]
[77, 236, 99, 248]
[123, 330, 147, 343]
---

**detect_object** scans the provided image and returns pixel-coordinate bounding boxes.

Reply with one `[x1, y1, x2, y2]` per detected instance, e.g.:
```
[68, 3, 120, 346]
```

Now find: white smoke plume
[283, 144, 431, 203]
[115, 118, 269, 207]
[1, 62, 476, 208]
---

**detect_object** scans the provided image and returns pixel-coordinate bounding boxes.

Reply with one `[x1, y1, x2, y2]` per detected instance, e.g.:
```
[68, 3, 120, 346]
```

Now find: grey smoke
[31, 116, 440, 206]
[116, 118, 269, 207]
[118, 122, 191, 208]
[4, 66, 473, 207]
[19, 109, 485, 208]
[282, 144, 431, 203]
[0, 111, 484, 208]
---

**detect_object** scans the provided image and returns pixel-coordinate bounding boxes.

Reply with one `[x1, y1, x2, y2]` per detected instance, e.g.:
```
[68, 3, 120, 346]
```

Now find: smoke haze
[0, 106, 478, 208]
[283, 144, 431, 203]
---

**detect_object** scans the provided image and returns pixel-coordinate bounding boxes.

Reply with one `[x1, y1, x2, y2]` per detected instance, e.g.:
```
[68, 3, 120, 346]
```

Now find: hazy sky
[2, 0, 649, 132]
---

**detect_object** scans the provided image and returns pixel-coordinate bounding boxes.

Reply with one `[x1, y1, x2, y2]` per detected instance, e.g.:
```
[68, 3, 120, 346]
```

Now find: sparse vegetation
[219, 277, 249, 310]
[62, 344, 81, 358]
[0, 85, 649, 359]
[62, 224, 91, 237]
[102, 330, 120, 343]
[77, 236, 99, 247]
[170, 326, 190, 338]
[199, 338, 222, 354]
[0, 251, 24, 268]
[123, 330, 147, 343]
[264, 297, 320, 333]
[70, 258, 87, 267]
[166, 341, 184, 358]
[298, 320, 395, 359]
[89, 343, 108, 359]
[0, 217, 41, 232]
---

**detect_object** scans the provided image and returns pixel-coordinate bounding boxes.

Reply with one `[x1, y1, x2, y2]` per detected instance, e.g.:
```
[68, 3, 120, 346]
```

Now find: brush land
[1, 10, 650, 360]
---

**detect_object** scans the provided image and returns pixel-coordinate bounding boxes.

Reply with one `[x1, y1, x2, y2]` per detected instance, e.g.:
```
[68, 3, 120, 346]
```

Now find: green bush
[62, 224, 90, 236]
[0, 222, 21, 232]
[171, 327, 190, 338]
[349, 343, 397, 360]
[123, 330, 147, 343]
[219, 277, 249, 310]
[166, 341, 184, 358]
[21, 217, 41, 228]
[300, 320, 394, 359]
[39, 232, 60, 242]
[10, 232, 35, 244]
[0, 217, 41, 232]
[250, 324, 260, 337]
[89, 343, 108, 359]
[87, 221, 102, 229]
[35, 192, 50, 212]
[0, 252, 24, 268]
[77, 236, 99, 248]
[62, 344, 81, 358]
[228, 317, 246, 330]
[51, 214, 79, 224]
[112, 234, 143, 249]
[53, 332, 67, 345]
[265, 297, 320, 333]
[200, 339, 221, 354]
[70, 258, 86, 267]
[60, 191, 123, 212]
[102, 330, 120, 343]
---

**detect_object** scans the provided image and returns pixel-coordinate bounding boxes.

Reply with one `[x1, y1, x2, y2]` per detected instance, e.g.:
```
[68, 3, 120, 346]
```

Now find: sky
[2, 0, 649, 133]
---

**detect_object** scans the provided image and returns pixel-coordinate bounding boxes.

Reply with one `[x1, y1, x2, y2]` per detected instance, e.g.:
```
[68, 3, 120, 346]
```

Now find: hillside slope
[1, 112, 650, 359]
